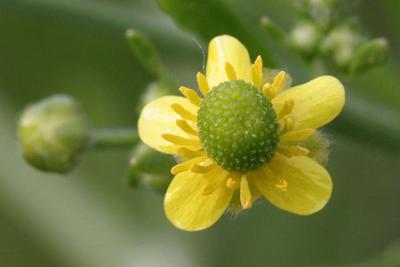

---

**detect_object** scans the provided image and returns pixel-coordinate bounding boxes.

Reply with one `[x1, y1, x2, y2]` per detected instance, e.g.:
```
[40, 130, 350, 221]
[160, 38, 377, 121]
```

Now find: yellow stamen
[176, 147, 204, 160]
[171, 103, 197, 121]
[226, 175, 240, 190]
[162, 133, 200, 145]
[170, 156, 206, 175]
[191, 158, 216, 173]
[225, 62, 237, 80]
[280, 128, 316, 143]
[252, 55, 263, 89]
[240, 175, 252, 209]
[203, 173, 229, 195]
[279, 115, 294, 134]
[275, 178, 288, 192]
[196, 72, 210, 96]
[278, 145, 310, 157]
[179, 86, 202, 106]
[271, 71, 286, 95]
[176, 119, 197, 135]
[278, 99, 295, 119]
[262, 83, 273, 99]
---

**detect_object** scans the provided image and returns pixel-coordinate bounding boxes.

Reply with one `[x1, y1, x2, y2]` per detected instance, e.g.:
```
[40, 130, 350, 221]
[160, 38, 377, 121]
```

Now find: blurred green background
[1, 0, 400, 266]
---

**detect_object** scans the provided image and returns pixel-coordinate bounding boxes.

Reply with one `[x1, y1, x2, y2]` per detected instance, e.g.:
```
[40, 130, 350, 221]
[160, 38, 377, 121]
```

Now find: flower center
[197, 80, 279, 172]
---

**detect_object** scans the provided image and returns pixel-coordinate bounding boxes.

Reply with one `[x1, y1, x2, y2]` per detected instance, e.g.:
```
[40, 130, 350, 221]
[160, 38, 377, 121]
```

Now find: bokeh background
[1, 0, 400, 266]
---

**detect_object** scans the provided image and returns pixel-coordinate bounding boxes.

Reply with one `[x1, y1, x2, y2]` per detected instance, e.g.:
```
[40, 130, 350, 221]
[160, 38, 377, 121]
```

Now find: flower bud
[350, 38, 388, 74]
[128, 143, 175, 192]
[288, 20, 322, 58]
[296, 0, 340, 28]
[320, 24, 363, 70]
[18, 95, 90, 174]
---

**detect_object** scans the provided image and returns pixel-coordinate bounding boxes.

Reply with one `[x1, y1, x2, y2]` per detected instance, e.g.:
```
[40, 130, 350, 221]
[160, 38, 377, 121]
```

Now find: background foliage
[0, 0, 399, 266]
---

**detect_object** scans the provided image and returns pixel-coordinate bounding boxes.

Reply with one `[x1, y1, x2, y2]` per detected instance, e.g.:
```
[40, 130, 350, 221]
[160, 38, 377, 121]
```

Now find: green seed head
[197, 80, 279, 172]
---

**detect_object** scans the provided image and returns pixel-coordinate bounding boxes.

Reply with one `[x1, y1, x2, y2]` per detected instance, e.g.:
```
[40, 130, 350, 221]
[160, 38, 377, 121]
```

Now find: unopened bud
[128, 143, 175, 192]
[288, 20, 321, 58]
[321, 24, 363, 70]
[350, 38, 388, 74]
[18, 95, 90, 174]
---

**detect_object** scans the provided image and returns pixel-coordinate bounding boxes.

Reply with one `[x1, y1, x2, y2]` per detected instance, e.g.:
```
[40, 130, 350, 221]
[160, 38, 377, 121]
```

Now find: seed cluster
[198, 80, 279, 172]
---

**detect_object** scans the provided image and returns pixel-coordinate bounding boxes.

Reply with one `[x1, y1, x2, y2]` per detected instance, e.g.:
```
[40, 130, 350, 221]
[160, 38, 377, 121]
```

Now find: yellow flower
[138, 35, 345, 231]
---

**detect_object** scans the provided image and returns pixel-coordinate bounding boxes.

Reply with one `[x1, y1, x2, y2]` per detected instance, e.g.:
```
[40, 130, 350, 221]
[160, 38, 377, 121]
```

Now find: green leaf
[157, 0, 275, 65]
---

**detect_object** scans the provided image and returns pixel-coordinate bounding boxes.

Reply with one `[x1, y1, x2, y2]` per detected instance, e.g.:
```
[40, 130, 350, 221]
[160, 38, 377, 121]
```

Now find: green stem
[91, 128, 138, 149]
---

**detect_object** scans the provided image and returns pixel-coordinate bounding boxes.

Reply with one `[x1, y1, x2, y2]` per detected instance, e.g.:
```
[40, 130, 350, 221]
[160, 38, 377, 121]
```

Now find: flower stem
[91, 128, 138, 150]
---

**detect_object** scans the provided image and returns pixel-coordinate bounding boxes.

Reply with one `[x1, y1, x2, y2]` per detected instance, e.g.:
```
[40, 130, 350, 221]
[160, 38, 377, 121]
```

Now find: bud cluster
[261, 0, 388, 74]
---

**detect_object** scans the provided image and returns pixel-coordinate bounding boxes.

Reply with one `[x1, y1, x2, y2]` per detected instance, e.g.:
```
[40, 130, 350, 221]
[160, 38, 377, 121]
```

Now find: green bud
[18, 95, 90, 174]
[350, 38, 389, 74]
[126, 29, 163, 78]
[128, 143, 175, 192]
[296, 0, 340, 28]
[320, 24, 363, 70]
[288, 20, 321, 58]
[298, 131, 330, 165]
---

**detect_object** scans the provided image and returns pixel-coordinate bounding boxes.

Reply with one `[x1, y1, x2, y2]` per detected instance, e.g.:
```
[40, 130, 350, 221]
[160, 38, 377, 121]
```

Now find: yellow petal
[138, 96, 198, 154]
[164, 167, 233, 231]
[206, 35, 252, 89]
[254, 155, 332, 215]
[272, 76, 345, 130]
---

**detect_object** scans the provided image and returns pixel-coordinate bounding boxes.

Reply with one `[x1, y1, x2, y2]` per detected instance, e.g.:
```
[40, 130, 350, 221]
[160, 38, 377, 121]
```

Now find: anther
[196, 72, 210, 96]
[162, 133, 200, 145]
[252, 56, 263, 89]
[176, 119, 197, 135]
[280, 128, 316, 143]
[170, 156, 207, 175]
[179, 86, 202, 106]
[275, 178, 288, 192]
[171, 103, 197, 121]
[240, 175, 252, 209]
[224, 62, 237, 80]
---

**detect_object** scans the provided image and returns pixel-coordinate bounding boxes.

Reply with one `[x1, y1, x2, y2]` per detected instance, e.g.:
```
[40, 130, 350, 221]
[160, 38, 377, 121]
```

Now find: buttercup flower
[138, 35, 345, 231]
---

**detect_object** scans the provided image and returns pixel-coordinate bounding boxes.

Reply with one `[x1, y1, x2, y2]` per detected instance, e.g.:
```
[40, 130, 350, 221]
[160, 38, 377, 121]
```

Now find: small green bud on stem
[128, 143, 175, 192]
[288, 20, 321, 58]
[350, 38, 389, 74]
[18, 95, 90, 174]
